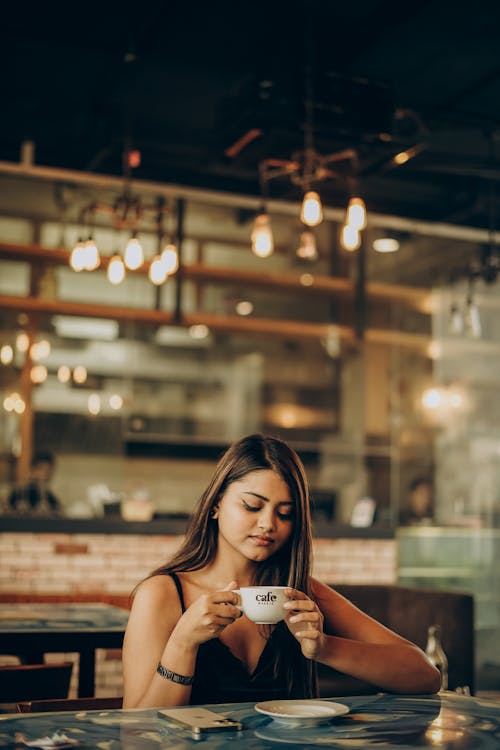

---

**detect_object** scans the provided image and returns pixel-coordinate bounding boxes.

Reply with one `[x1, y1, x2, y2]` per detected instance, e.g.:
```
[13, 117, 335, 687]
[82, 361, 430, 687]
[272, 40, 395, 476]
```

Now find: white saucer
[254, 699, 350, 726]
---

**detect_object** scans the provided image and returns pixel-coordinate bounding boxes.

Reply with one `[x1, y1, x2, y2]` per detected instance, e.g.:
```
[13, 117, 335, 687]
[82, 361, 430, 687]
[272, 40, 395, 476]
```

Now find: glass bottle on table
[425, 624, 448, 691]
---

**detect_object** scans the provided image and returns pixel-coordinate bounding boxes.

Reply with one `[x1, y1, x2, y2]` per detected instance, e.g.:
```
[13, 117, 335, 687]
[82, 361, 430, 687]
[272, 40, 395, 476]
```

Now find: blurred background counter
[0, 517, 397, 698]
[2, 521, 500, 693]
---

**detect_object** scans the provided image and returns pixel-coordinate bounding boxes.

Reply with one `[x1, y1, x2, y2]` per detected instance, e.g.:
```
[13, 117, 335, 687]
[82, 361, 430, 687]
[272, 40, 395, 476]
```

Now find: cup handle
[231, 589, 242, 611]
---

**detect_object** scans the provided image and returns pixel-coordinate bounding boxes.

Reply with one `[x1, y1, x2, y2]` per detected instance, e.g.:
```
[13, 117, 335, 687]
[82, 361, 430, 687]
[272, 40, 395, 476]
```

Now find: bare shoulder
[130, 574, 181, 618]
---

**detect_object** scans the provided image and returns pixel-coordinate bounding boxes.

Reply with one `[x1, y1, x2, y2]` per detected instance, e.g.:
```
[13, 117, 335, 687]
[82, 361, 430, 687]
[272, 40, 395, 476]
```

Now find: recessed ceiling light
[155, 325, 212, 346]
[373, 237, 400, 253]
[189, 324, 210, 340]
[235, 300, 254, 316]
[52, 316, 119, 340]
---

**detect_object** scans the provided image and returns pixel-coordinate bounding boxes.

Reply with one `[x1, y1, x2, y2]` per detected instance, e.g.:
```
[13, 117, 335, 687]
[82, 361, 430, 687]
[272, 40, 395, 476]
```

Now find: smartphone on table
[158, 707, 243, 737]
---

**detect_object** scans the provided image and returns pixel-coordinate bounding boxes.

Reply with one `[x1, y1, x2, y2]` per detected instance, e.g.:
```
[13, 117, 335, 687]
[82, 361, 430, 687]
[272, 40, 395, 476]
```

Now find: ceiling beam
[0, 240, 432, 312]
[0, 294, 431, 353]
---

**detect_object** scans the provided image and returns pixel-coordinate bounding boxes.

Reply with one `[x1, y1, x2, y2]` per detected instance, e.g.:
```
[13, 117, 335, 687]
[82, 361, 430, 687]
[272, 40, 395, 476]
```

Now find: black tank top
[169, 572, 294, 704]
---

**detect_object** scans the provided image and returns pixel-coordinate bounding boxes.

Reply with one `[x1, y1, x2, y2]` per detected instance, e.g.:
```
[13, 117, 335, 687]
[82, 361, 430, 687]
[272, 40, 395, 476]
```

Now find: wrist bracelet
[156, 661, 194, 685]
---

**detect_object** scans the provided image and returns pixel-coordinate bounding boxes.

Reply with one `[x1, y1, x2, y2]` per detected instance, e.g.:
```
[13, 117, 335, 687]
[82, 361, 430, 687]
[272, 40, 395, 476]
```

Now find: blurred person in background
[400, 477, 434, 526]
[8, 450, 61, 515]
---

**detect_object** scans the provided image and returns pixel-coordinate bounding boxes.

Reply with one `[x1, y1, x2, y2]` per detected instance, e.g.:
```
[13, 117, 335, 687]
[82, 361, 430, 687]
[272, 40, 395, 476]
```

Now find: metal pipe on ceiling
[0, 157, 494, 244]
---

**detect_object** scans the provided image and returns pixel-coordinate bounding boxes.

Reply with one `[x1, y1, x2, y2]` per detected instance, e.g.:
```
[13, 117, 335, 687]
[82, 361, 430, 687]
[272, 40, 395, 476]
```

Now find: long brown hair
[148, 433, 317, 697]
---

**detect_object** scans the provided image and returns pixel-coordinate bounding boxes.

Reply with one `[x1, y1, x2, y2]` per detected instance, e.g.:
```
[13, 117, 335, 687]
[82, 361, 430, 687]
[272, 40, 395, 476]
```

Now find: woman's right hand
[170, 580, 242, 649]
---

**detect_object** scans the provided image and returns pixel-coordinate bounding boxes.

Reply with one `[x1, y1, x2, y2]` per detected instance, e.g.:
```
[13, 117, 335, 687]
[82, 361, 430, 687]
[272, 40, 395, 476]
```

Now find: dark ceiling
[3, 1, 500, 231]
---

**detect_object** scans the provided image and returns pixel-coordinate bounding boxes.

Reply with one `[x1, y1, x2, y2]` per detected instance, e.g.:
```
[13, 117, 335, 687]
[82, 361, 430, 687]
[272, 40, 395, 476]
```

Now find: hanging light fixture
[251, 161, 275, 258]
[149, 197, 179, 283]
[252, 70, 367, 254]
[161, 243, 179, 274]
[107, 254, 126, 285]
[346, 196, 367, 231]
[299, 63, 324, 230]
[157, 197, 179, 278]
[247, 38, 372, 256]
[446, 135, 499, 341]
[70, 239, 87, 271]
[300, 191, 323, 227]
[123, 233, 144, 270]
[448, 300, 464, 336]
[256, 147, 367, 254]
[67, 181, 180, 286]
[339, 185, 368, 252]
[149, 255, 168, 285]
[70, 204, 101, 271]
[464, 285, 481, 339]
[296, 230, 318, 260]
[251, 211, 274, 257]
[83, 238, 100, 271]
[341, 224, 361, 252]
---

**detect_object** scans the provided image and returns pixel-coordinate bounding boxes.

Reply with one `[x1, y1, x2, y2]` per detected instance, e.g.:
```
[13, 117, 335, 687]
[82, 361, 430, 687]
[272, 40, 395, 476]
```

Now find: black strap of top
[169, 571, 186, 612]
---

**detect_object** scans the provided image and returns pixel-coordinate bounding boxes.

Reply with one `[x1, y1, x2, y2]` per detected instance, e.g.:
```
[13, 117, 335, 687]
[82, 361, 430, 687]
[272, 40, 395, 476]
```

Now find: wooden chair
[17, 696, 123, 713]
[0, 662, 73, 704]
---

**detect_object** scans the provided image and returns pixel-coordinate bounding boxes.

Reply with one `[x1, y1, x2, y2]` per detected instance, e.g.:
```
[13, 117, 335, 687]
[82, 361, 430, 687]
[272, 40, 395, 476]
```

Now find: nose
[257, 507, 276, 532]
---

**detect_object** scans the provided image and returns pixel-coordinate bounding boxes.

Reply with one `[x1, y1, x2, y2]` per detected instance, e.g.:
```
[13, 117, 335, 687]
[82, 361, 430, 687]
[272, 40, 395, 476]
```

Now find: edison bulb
[346, 197, 367, 230]
[251, 213, 274, 258]
[161, 244, 179, 274]
[124, 237, 144, 270]
[300, 191, 323, 227]
[341, 224, 361, 251]
[149, 255, 168, 285]
[107, 255, 126, 285]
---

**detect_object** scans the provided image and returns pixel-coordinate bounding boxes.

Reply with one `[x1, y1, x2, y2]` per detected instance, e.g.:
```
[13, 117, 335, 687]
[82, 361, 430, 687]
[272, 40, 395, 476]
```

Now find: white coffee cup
[233, 586, 288, 624]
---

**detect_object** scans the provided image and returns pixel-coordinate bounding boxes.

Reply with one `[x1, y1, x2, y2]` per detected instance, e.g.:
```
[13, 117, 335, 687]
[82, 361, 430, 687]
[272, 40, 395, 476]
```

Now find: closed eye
[242, 500, 261, 512]
[242, 499, 294, 520]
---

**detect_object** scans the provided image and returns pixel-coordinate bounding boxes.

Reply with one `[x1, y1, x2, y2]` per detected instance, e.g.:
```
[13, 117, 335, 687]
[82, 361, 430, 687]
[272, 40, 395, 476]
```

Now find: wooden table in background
[0, 602, 129, 697]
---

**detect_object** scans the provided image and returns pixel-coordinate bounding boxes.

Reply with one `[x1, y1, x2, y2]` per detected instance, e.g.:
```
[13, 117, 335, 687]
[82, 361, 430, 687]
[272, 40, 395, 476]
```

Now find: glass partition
[0, 172, 497, 534]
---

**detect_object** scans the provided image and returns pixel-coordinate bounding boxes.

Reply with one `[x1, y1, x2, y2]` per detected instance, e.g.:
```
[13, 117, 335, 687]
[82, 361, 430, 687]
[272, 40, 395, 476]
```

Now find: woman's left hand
[283, 588, 325, 660]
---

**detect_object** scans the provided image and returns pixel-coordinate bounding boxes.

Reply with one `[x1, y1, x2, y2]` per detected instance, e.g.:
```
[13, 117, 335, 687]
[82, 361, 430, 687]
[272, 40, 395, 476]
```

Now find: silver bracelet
[157, 661, 194, 685]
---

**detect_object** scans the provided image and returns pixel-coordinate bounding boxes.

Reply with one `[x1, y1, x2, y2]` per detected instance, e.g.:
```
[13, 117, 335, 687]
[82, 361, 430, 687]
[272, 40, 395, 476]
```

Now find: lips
[249, 535, 274, 545]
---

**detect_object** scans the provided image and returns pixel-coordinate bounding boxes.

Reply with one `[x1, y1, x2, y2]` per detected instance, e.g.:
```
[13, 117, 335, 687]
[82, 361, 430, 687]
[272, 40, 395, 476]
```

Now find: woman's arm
[122, 575, 241, 708]
[284, 578, 441, 694]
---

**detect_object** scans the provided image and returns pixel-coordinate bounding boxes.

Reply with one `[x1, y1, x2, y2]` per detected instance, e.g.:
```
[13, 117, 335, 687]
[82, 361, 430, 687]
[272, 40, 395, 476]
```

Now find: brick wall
[0, 531, 396, 698]
[312, 538, 397, 584]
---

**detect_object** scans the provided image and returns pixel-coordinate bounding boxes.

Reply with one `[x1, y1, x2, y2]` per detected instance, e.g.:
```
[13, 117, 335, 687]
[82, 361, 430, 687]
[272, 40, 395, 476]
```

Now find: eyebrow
[243, 491, 294, 506]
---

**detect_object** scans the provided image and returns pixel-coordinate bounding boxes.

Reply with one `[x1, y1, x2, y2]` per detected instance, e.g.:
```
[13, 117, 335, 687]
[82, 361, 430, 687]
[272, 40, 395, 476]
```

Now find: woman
[122, 434, 440, 708]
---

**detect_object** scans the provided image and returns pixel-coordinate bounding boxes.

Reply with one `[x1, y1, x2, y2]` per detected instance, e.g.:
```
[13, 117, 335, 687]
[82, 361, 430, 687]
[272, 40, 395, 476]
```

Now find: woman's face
[214, 469, 295, 563]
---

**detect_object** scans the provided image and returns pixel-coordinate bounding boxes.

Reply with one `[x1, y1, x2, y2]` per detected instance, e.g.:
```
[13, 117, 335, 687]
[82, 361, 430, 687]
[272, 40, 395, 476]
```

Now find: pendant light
[300, 191, 323, 227]
[251, 211, 274, 257]
[123, 234, 144, 270]
[346, 197, 367, 230]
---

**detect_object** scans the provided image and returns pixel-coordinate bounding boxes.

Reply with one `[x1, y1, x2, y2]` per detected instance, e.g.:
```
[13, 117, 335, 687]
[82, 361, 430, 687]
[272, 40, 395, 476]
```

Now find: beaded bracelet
[156, 661, 194, 685]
